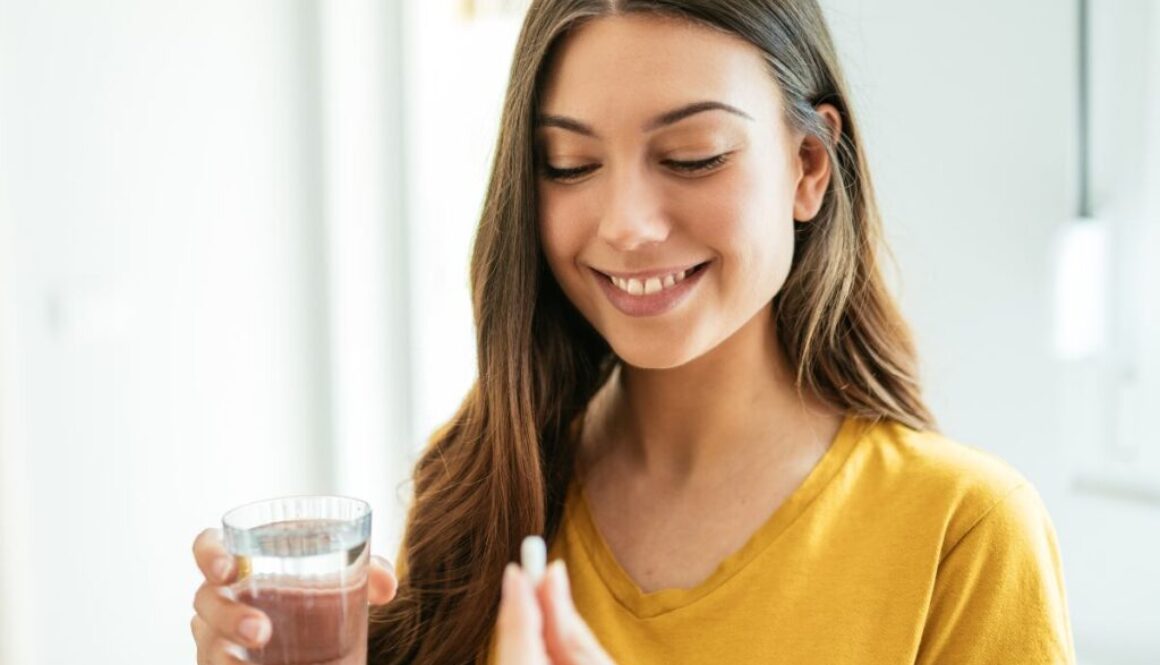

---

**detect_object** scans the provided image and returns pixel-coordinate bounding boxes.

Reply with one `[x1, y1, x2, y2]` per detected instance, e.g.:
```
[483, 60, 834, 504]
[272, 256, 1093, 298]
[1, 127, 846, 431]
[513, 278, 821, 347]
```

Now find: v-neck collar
[564, 414, 869, 619]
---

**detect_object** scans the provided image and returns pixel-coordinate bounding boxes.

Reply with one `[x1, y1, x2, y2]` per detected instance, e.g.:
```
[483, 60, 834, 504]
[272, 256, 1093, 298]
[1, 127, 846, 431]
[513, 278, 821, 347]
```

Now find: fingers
[192, 528, 236, 585]
[496, 563, 550, 665]
[193, 581, 272, 650]
[190, 615, 253, 665]
[368, 555, 398, 606]
[191, 615, 212, 665]
[192, 527, 255, 664]
[191, 528, 269, 663]
[537, 561, 614, 665]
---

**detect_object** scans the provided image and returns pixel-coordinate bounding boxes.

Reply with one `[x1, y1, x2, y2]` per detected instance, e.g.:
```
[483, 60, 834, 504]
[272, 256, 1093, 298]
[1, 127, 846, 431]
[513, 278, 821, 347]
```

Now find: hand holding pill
[494, 535, 615, 665]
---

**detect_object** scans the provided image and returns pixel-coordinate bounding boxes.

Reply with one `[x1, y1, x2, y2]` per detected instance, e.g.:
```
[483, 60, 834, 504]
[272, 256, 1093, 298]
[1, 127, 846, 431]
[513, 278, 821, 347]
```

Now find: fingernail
[214, 557, 233, 582]
[239, 616, 269, 644]
[372, 555, 392, 570]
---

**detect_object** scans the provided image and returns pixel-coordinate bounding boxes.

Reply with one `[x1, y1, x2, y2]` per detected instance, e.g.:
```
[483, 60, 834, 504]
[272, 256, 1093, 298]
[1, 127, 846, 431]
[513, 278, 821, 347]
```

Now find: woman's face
[536, 14, 825, 369]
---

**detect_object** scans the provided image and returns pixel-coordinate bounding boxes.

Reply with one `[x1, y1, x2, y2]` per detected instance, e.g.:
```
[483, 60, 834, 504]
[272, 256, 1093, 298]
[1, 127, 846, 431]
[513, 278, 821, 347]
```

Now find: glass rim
[222, 494, 372, 531]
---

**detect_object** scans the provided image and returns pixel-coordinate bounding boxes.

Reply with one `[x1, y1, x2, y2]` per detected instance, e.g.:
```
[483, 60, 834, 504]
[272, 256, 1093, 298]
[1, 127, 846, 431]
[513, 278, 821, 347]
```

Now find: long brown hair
[369, 1, 934, 662]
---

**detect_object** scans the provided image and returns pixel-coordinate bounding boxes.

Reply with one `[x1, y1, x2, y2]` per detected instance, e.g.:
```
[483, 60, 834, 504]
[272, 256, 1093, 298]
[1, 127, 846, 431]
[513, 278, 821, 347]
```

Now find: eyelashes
[666, 153, 730, 173]
[540, 153, 732, 183]
[542, 163, 598, 182]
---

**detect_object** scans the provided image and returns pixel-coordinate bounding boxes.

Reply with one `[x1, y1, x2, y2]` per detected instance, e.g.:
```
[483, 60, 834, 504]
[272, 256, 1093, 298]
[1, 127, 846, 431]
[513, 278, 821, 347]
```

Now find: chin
[607, 337, 706, 371]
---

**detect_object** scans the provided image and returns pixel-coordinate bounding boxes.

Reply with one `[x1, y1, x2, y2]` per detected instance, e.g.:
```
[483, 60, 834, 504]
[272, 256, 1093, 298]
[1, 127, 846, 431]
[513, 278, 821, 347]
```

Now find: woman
[192, 1, 1076, 663]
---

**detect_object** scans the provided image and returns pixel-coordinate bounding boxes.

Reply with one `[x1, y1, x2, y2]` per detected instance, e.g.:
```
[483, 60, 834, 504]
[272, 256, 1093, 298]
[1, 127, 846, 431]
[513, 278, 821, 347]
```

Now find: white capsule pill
[521, 535, 547, 585]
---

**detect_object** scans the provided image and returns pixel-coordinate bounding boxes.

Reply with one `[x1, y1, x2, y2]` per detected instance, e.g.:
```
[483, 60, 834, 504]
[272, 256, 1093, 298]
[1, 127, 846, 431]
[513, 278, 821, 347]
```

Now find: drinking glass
[223, 496, 372, 665]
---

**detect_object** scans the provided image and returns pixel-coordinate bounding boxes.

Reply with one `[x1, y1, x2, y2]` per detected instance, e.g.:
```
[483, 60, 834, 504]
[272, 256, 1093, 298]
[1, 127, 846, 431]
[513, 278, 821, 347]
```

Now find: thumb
[538, 561, 614, 665]
[368, 555, 398, 606]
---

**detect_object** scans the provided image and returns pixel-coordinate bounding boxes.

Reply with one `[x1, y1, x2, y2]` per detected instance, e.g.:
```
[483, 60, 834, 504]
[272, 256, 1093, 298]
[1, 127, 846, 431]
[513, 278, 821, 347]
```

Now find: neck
[584, 303, 841, 484]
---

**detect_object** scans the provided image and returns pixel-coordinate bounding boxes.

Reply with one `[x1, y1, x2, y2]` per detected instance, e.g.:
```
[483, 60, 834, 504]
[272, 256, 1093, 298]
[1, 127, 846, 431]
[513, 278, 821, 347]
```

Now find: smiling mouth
[596, 261, 711, 296]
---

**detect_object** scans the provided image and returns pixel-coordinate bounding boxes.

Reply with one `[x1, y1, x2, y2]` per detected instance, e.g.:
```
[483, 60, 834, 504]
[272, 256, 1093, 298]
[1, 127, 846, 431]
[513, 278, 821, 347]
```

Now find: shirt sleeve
[916, 482, 1076, 664]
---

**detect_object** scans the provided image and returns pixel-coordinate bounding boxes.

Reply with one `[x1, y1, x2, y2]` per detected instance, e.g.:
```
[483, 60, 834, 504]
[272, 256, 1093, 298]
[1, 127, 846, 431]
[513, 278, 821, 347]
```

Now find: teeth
[608, 266, 698, 296]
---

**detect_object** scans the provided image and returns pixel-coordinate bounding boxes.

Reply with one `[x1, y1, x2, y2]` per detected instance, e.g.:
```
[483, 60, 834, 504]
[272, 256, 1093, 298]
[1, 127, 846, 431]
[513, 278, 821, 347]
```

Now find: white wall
[0, 91, 33, 664]
[1052, 1, 1160, 662]
[403, 1, 522, 451]
[0, 1, 332, 662]
[317, 0, 413, 574]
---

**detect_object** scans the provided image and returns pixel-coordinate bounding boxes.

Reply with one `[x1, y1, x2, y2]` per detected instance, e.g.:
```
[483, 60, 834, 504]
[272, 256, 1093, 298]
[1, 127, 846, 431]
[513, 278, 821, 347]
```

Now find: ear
[792, 103, 843, 223]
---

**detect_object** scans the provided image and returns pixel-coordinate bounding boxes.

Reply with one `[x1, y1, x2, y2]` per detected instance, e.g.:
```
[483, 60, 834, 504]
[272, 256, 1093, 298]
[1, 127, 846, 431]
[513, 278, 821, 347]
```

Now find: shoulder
[850, 422, 1080, 661]
[846, 418, 1046, 556]
[851, 417, 1032, 505]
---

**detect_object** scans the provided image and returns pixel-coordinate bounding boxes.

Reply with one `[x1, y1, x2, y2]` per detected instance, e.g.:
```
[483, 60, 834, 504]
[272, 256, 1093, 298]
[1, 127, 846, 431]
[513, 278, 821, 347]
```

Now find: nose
[597, 165, 670, 251]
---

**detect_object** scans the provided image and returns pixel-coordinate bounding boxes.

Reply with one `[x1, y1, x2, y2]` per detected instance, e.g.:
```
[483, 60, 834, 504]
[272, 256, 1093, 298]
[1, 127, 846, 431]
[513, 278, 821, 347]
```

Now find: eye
[662, 153, 731, 175]
[538, 152, 732, 183]
[541, 163, 600, 183]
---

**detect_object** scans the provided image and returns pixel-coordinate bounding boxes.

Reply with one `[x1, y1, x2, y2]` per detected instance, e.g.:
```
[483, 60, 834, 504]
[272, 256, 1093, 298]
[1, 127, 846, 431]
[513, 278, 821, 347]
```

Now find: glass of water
[223, 495, 372, 665]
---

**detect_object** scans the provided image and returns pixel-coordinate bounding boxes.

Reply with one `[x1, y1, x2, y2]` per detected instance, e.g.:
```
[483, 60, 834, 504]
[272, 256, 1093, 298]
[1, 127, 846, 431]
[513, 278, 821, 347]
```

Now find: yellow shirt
[493, 416, 1075, 664]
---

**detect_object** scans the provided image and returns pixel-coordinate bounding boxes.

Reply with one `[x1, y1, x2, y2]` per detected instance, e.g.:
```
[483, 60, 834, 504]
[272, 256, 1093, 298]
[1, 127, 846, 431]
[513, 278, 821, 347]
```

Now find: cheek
[688, 164, 792, 258]
[538, 193, 590, 288]
[688, 163, 796, 301]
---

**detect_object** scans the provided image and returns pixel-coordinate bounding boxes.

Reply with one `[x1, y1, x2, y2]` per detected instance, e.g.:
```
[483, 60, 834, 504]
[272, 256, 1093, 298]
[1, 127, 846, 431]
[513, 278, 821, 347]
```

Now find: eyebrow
[535, 100, 753, 138]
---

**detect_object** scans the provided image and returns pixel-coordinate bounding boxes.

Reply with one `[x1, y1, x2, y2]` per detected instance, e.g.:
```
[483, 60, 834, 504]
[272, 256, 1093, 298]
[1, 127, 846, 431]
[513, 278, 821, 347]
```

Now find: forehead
[538, 14, 783, 124]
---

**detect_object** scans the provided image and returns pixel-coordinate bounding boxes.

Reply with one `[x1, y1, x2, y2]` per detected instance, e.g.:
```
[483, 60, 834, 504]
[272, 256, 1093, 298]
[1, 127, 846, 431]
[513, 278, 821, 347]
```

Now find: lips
[591, 261, 711, 317]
